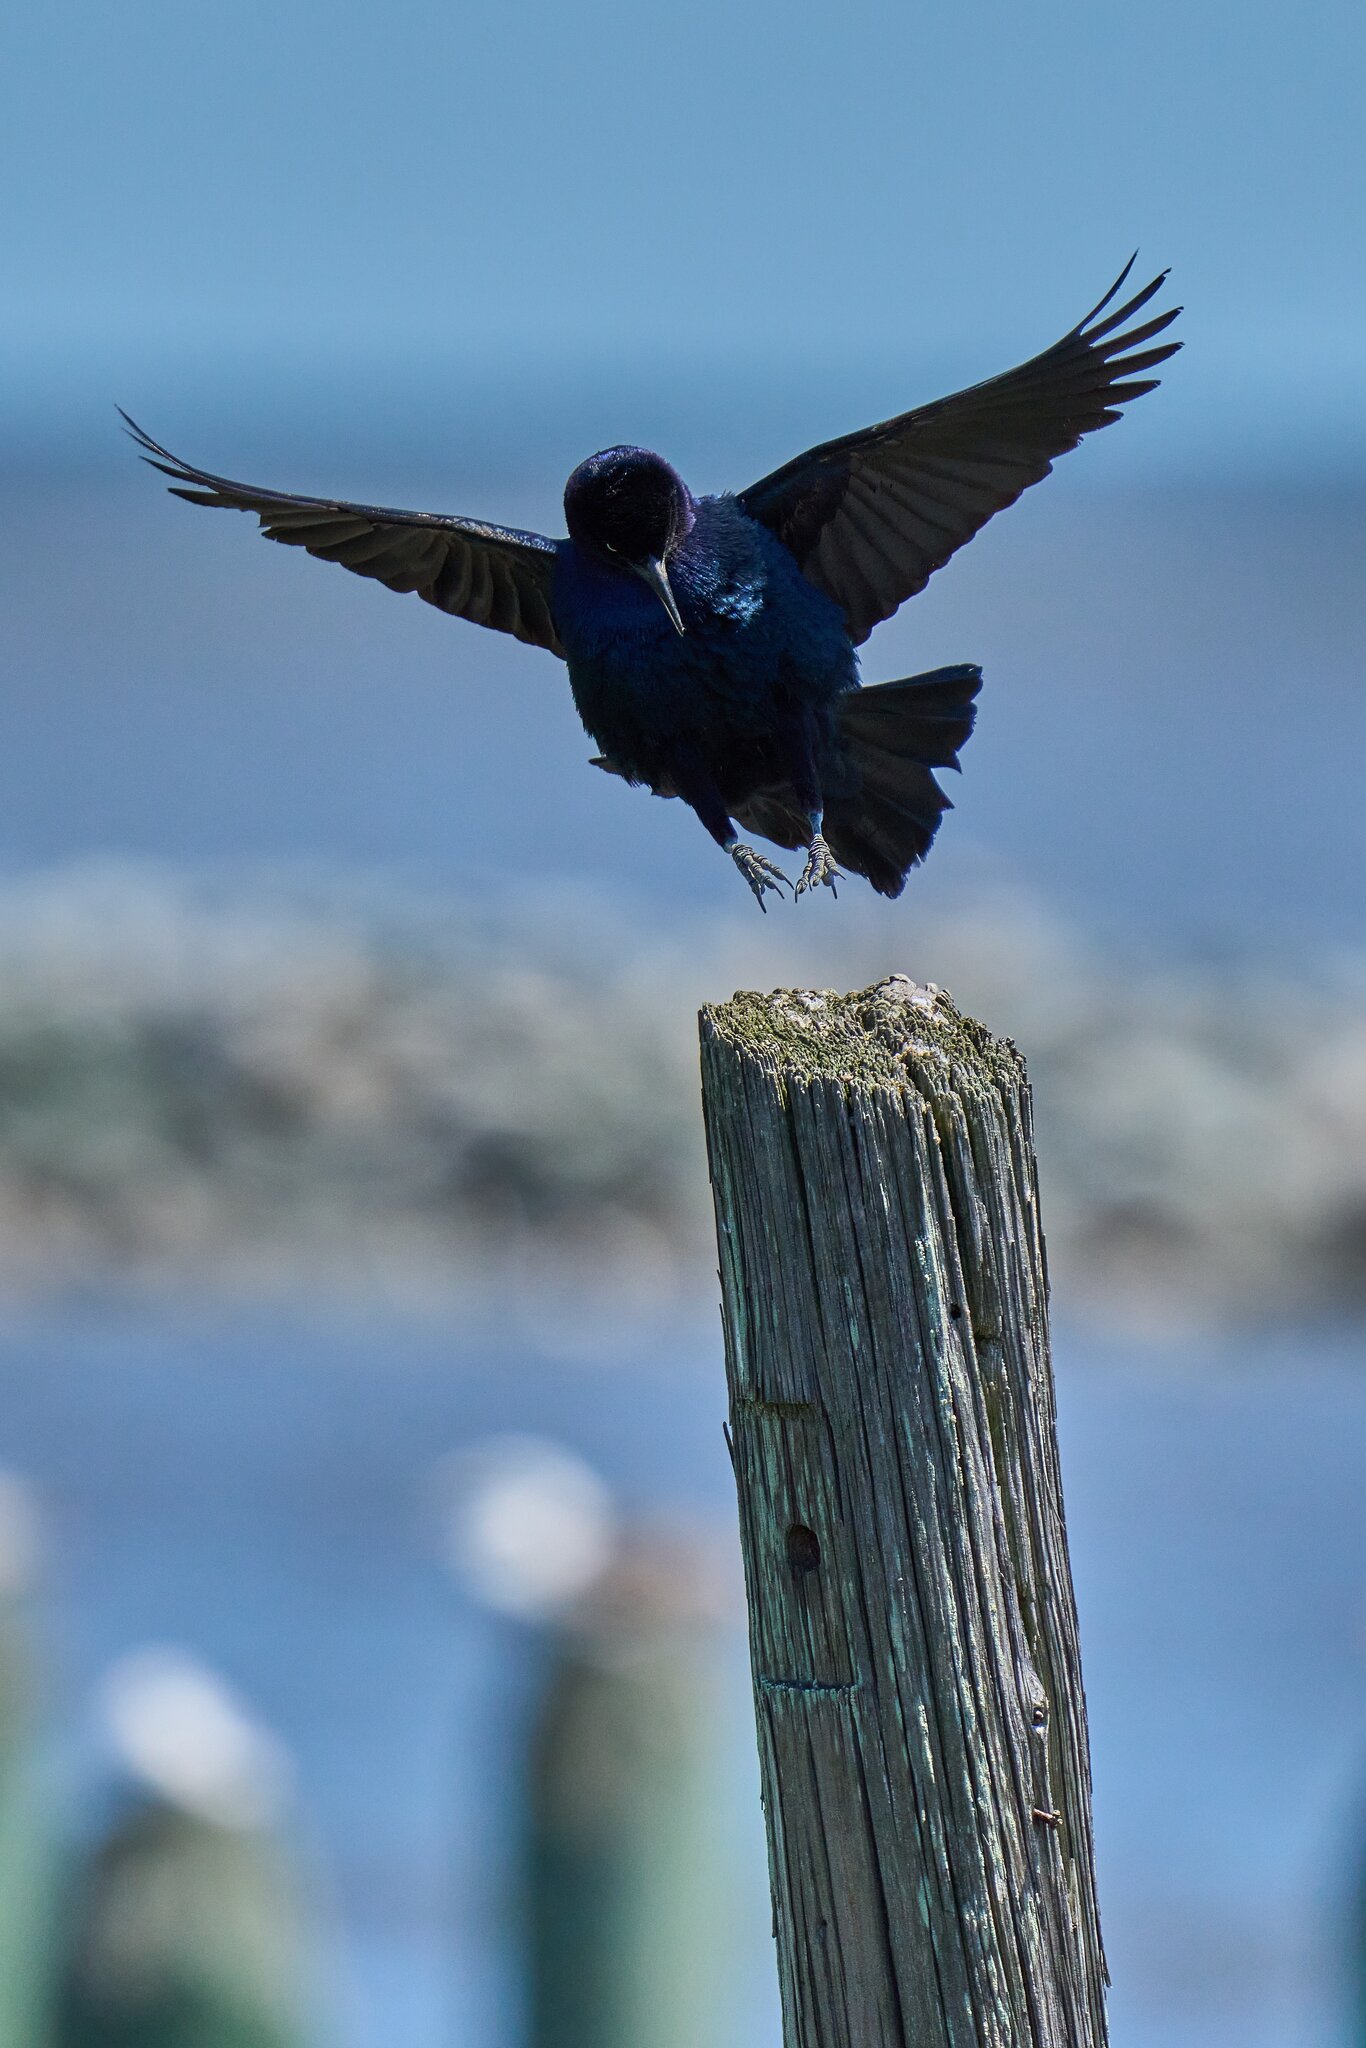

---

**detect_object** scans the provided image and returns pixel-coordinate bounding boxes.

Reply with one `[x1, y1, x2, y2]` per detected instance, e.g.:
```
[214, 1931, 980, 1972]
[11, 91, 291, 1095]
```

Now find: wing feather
[123, 413, 565, 657]
[738, 261, 1180, 643]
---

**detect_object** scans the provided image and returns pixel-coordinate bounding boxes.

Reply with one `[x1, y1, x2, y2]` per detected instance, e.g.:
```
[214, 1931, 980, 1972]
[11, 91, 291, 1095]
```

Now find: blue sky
[5, 0, 1363, 473]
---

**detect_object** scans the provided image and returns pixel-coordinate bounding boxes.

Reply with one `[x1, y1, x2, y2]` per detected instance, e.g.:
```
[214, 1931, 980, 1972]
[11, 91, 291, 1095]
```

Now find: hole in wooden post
[948, 1302, 964, 1321]
[785, 1523, 821, 1575]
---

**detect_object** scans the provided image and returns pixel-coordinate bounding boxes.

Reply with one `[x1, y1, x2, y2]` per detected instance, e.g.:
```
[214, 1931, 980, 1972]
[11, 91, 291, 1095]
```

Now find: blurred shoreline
[0, 862, 1360, 1336]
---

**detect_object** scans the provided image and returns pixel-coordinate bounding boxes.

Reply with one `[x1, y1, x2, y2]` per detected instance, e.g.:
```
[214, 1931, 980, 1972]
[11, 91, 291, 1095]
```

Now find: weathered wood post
[699, 975, 1106, 2048]
[52, 1796, 309, 2048]
[523, 1533, 732, 2048]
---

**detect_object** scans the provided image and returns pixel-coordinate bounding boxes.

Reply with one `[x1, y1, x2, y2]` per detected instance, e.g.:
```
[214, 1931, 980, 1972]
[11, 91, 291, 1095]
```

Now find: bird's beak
[633, 556, 686, 635]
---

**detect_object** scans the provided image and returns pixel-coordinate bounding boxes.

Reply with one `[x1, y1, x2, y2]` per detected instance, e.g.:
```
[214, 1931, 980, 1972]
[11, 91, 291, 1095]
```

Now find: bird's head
[563, 446, 694, 634]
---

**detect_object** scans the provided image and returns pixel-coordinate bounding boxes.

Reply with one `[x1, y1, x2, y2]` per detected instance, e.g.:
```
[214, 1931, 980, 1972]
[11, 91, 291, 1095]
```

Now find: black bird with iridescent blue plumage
[123, 261, 1179, 904]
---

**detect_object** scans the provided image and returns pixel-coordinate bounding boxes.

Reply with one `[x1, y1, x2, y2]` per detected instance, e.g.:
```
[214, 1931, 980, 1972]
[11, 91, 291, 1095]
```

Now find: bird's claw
[795, 834, 842, 899]
[729, 841, 790, 911]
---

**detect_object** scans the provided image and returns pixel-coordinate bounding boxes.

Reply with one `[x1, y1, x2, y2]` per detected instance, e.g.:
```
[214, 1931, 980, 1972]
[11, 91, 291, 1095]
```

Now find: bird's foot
[795, 834, 842, 899]
[729, 841, 790, 911]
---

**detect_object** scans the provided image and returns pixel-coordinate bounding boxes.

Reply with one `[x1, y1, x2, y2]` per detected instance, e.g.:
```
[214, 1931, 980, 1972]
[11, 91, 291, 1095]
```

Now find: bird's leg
[787, 719, 842, 899]
[727, 840, 791, 910]
[672, 755, 790, 912]
[795, 808, 841, 898]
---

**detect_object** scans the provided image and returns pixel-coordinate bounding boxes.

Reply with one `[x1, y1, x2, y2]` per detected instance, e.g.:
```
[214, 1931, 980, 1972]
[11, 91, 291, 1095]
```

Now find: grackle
[124, 260, 1178, 906]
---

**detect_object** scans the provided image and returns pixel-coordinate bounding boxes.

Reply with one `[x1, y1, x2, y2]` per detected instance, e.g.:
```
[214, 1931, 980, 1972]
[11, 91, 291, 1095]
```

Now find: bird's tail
[823, 664, 982, 898]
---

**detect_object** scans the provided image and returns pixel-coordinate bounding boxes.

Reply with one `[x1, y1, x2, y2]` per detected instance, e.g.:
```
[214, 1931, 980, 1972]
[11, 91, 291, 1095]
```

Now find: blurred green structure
[41, 1649, 312, 2048]
[0, 1534, 317, 2048]
[51, 1792, 309, 2048]
[523, 1533, 731, 2048]
[0, 1477, 57, 2048]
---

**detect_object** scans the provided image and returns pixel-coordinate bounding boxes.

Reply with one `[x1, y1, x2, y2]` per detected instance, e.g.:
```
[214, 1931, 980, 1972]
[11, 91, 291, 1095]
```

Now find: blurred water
[0, 1305, 1362, 2048]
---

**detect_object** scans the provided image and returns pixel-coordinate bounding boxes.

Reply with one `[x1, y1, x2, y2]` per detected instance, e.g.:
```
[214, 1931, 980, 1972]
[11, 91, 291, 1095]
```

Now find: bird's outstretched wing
[738, 260, 1180, 646]
[121, 414, 565, 656]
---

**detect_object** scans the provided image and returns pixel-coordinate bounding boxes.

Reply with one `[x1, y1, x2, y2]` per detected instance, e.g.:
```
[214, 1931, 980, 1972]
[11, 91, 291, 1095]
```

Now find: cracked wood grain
[699, 976, 1106, 2048]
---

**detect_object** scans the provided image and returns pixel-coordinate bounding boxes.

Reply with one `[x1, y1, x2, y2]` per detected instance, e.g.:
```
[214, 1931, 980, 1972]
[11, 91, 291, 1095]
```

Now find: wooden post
[53, 1796, 309, 2048]
[699, 976, 1106, 2048]
[523, 1534, 730, 2048]
[0, 1535, 54, 2048]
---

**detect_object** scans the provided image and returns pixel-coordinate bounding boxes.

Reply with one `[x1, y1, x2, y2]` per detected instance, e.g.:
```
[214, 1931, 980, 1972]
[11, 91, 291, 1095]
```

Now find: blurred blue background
[2, 3, 1365, 2045]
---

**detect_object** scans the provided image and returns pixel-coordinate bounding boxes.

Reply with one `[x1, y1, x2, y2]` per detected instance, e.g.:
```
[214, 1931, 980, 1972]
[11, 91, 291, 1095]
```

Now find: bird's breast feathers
[552, 496, 854, 747]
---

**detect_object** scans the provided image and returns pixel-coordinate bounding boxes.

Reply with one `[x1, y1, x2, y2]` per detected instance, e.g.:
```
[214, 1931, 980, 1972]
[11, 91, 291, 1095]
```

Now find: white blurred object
[97, 1647, 292, 1830]
[429, 1435, 616, 1619]
[0, 1474, 40, 1597]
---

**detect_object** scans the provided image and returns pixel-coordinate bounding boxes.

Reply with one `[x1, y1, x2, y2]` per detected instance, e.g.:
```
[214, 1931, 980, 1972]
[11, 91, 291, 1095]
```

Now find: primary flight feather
[124, 259, 1179, 905]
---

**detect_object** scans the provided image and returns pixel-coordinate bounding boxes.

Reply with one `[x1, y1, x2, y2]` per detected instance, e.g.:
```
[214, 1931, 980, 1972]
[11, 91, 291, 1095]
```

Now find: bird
[123, 259, 1179, 907]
